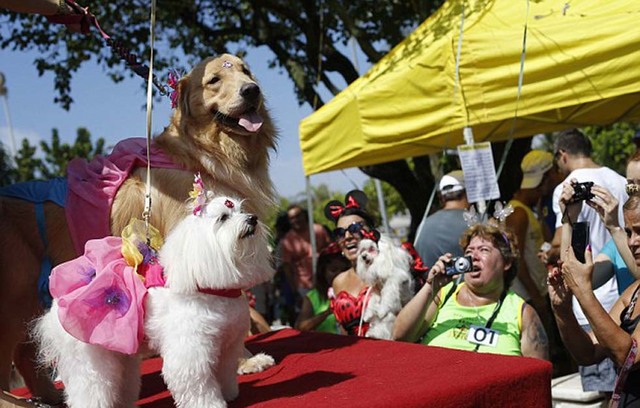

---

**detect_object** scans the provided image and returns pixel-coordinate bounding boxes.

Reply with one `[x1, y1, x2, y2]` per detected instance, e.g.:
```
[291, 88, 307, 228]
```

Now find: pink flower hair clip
[189, 172, 207, 216]
[167, 69, 182, 109]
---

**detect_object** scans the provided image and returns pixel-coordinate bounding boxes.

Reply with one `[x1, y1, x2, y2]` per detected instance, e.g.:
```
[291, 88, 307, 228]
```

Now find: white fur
[356, 235, 414, 340]
[34, 196, 275, 408]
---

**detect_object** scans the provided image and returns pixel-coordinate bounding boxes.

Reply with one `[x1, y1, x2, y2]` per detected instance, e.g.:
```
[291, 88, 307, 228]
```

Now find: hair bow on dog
[324, 190, 369, 223]
[189, 173, 207, 216]
[167, 69, 181, 109]
[361, 228, 380, 243]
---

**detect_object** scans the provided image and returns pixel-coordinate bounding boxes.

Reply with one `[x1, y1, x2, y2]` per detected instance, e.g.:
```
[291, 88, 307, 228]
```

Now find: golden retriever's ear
[178, 77, 190, 118]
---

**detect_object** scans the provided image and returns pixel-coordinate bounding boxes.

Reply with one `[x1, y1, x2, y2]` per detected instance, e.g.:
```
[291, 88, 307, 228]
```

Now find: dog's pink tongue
[238, 111, 263, 132]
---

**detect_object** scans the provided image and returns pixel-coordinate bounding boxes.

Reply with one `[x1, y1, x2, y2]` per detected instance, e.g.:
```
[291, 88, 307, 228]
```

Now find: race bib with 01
[466, 325, 499, 348]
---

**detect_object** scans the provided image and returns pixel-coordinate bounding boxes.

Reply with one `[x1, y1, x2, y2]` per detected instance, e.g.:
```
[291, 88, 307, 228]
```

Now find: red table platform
[12, 328, 552, 407]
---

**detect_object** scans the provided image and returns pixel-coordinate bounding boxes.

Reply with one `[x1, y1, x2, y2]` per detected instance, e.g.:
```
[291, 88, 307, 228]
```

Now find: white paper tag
[467, 325, 499, 348]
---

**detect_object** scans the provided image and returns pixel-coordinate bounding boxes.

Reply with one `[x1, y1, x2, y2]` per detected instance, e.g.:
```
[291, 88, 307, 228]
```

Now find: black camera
[444, 255, 473, 276]
[571, 181, 594, 203]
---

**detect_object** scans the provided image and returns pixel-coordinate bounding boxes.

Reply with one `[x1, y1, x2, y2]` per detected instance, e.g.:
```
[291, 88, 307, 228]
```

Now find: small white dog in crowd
[356, 234, 414, 340]
[34, 195, 275, 408]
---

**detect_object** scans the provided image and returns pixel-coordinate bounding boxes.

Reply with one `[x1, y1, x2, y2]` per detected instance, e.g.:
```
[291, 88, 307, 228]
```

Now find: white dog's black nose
[247, 214, 258, 226]
[240, 83, 260, 104]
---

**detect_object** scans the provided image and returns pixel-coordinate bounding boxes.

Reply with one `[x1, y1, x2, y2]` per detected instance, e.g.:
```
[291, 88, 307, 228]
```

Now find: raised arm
[587, 184, 638, 279]
[393, 254, 453, 342]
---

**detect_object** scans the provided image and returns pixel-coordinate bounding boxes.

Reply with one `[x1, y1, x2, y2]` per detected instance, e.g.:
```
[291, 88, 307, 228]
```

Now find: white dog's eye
[218, 213, 229, 222]
[209, 76, 220, 85]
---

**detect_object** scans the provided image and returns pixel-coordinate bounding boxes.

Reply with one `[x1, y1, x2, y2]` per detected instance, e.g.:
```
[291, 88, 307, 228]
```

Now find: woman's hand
[559, 179, 583, 224]
[586, 185, 620, 230]
[547, 260, 572, 310]
[426, 253, 455, 291]
[561, 245, 594, 297]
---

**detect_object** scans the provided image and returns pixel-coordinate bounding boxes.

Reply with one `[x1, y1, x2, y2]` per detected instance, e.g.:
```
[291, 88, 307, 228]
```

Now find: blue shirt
[600, 239, 634, 294]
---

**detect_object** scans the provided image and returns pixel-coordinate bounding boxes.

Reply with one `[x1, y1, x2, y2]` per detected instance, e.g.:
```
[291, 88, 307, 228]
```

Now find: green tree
[362, 179, 407, 223]
[0, 143, 16, 185]
[585, 123, 637, 175]
[0, 128, 105, 183]
[39, 128, 106, 178]
[0, 1, 570, 237]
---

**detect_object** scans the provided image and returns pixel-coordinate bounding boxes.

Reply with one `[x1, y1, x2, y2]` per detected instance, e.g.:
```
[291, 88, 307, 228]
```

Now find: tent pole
[305, 176, 318, 276]
[374, 178, 390, 234]
[413, 182, 437, 246]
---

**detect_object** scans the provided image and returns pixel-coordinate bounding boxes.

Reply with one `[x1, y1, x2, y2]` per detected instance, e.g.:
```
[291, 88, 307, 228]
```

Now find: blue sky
[0, 41, 368, 199]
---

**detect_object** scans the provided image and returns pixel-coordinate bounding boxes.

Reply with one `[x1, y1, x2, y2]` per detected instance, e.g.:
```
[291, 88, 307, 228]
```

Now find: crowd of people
[253, 128, 639, 406]
[3, 2, 638, 405]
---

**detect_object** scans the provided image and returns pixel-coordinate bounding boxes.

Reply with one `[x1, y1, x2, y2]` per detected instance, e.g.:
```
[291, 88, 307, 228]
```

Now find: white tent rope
[415, 0, 530, 245]
[416, 3, 468, 244]
[496, 0, 530, 180]
[142, 0, 158, 242]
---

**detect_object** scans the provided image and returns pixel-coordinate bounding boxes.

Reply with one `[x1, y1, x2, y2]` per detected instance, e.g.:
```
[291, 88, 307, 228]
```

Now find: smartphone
[571, 221, 590, 263]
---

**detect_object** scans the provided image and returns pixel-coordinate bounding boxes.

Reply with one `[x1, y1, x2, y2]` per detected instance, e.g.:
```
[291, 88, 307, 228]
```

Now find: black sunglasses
[333, 222, 366, 239]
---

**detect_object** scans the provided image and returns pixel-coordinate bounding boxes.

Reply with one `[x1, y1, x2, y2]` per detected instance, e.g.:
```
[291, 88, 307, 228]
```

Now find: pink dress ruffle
[50, 237, 148, 355]
[65, 138, 183, 256]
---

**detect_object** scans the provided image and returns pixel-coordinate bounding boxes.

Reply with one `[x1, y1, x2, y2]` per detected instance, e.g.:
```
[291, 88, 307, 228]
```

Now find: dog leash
[48, 0, 163, 239]
[46, 0, 169, 97]
[357, 286, 373, 336]
[141, 0, 158, 241]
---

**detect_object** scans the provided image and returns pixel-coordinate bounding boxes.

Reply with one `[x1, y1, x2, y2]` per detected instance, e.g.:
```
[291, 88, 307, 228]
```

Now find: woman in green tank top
[393, 224, 549, 360]
[295, 243, 349, 334]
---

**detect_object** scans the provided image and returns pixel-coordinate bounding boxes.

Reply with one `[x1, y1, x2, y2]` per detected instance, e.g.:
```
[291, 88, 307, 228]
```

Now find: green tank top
[307, 289, 339, 334]
[421, 282, 524, 356]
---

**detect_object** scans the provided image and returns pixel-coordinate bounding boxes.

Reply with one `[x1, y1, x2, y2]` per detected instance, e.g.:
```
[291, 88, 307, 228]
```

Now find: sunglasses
[333, 222, 366, 240]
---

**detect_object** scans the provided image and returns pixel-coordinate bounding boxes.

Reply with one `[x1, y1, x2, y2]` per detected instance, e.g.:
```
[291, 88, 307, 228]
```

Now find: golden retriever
[0, 53, 277, 403]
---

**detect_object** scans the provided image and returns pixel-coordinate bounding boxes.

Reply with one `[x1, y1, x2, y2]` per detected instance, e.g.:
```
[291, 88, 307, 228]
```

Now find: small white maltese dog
[34, 195, 275, 408]
[356, 234, 414, 340]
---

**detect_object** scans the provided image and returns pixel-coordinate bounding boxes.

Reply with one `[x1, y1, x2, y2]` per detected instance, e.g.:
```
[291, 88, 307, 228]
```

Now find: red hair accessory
[224, 199, 234, 209]
[401, 242, 429, 273]
[361, 229, 380, 243]
[324, 190, 369, 223]
[167, 70, 181, 109]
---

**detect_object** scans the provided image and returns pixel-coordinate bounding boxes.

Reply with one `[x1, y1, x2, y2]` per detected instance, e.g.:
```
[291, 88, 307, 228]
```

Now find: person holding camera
[393, 224, 549, 360]
[549, 181, 640, 406]
[550, 129, 628, 393]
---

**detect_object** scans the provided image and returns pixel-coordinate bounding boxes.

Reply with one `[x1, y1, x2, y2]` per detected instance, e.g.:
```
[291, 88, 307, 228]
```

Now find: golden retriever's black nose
[240, 83, 260, 104]
[247, 214, 258, 226]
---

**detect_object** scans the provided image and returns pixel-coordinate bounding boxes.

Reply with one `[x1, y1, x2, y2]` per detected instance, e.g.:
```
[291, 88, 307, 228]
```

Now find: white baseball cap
[439, 170, 465, 194]
[521, 150, 553, 189]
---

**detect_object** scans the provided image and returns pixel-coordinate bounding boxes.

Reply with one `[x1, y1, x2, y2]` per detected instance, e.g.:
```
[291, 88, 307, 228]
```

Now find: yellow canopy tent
[299, 0, 640, 176]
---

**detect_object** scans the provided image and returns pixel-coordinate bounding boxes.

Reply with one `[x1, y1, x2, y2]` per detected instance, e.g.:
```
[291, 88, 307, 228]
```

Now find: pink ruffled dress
[50, 236, 163, 355]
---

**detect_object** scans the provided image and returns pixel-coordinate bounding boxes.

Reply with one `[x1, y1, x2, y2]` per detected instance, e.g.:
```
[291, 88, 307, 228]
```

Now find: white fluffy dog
[34, 195, 275, 408]
[356, 235, 414, 340]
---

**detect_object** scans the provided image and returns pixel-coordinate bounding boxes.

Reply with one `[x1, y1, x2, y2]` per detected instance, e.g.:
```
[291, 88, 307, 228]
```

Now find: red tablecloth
[13, 328, 552, 407]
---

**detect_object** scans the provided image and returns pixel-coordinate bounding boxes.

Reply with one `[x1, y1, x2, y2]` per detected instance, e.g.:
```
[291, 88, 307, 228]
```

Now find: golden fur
[0, 54, 277, 402]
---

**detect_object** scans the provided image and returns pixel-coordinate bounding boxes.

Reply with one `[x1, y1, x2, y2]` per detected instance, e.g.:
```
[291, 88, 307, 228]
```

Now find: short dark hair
[440, 189, 465, 202]
[315, 251, 350, 301]
[459, 224, 519, 288]
[623, 194, 640, 212]
[554, 129, 592, 158]
[287, 203, 306, 213]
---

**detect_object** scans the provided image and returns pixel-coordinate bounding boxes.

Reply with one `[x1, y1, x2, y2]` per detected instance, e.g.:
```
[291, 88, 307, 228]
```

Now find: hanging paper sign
[457, 142, 501, 204]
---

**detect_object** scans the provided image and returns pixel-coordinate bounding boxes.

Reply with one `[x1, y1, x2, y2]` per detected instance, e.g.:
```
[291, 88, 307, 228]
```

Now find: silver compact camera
[444, 255, 473, 276]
